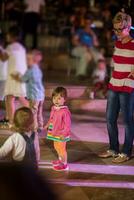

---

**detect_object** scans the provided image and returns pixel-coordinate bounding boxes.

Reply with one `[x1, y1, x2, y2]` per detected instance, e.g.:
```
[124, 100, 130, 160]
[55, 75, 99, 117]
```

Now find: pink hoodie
[47, 105, 71, 138]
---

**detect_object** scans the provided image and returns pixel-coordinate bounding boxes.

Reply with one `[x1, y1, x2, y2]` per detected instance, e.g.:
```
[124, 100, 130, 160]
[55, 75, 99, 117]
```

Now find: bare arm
[0, 50, 9, 61]
[11, 73, 22, 82]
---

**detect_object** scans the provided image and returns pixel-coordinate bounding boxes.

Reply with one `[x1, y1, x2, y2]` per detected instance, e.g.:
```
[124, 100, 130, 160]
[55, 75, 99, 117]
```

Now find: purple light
[38, 160, 134, 176]
[52, 179, 134, 189]
[38, 161, 134, 189]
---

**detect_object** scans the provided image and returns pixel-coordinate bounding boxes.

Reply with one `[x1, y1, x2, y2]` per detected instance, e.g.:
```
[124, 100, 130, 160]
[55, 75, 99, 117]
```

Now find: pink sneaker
[52, 160, 62, 166]
[53, 163, 69, 171]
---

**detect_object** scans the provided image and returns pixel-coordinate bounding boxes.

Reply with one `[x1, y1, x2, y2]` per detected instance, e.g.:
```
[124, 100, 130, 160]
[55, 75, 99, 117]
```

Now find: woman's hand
[128, 70, 134, 78]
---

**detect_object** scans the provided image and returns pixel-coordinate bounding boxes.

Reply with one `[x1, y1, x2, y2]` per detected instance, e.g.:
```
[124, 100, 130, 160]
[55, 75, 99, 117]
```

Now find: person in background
[0, 107, 40, 170]
[98, 11, 134, 163]
[71, 15, 101, 79]
[0, 26, 28, 129]
[89, 59, 108, 99]
[11, 49, 45, 133]
[44, 87, 71, 171]
[22, 0, 45, 49]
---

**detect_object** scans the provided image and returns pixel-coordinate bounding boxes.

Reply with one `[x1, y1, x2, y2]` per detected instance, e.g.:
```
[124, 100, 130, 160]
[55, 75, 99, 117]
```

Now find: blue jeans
[106, 89, 134, 156]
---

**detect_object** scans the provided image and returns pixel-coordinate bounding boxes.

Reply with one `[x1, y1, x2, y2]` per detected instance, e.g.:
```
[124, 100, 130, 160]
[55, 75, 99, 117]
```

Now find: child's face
[98, 62, 106, 70]
[27, 54, 34, 67]
[52, 94, 65, 107]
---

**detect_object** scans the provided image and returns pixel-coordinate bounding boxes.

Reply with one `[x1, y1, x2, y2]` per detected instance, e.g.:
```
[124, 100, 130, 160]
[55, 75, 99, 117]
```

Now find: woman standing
[99, 11, 134, 163]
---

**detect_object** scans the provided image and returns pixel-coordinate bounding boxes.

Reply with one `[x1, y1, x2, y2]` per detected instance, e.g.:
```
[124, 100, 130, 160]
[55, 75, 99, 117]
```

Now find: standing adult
[22, 0, 45, 49]
[99, 11, 134, 163]
[0, 26, 28, 128]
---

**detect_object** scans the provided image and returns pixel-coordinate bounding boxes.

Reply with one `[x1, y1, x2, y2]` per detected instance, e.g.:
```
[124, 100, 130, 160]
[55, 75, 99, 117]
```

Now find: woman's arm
[0, 50, 9, 61]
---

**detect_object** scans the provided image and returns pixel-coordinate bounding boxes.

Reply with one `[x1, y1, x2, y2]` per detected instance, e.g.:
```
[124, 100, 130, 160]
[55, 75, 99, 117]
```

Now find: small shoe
[53, 163, 69, 171]
[112, 153, 130, 163]
[98, 150, 118, 158]
[52, 160, 62, 166]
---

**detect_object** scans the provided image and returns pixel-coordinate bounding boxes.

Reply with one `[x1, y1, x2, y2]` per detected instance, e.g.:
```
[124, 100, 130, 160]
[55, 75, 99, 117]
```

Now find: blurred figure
[0, 25, 28, 128]
[0, 107, 40, 170]
[0, 162, 58, 200]
[22, 0, 45, 49]
[89, 59, 108, 99]
[11, 49, 45, 133]
[71, 15, 100, 79]
[5, 0, 26, 26]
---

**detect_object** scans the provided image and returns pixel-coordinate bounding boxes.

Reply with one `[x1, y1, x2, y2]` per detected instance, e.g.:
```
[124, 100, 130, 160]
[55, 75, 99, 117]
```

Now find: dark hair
[98, 59, 106, 63]
[7, 26, 21, 41]
[52, 87, 67, 99]
[13, 107, 34, 132]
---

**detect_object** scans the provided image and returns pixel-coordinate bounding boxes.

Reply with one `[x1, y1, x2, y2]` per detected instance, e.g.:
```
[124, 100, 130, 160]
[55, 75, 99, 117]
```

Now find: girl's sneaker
[53, 162, 69, 171]
[52, 160, 62, 166]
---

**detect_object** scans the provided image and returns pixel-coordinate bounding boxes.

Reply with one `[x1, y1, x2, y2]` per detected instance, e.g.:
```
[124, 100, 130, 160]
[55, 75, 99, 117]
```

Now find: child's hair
[27, 49, 43, 64]
[98, 59, 106, 64]
[112, 12, 132, 29]
[52, 87, 67, 99]
[13, 107, 34, 132]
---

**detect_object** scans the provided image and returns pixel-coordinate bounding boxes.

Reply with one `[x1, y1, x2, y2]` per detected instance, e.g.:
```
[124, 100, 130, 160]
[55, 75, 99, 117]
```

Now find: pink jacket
[47, 105, 71, 137]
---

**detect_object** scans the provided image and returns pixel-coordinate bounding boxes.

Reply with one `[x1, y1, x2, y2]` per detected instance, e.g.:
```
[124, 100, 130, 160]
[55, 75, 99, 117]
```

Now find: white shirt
[25, 0, 45, 13]
[92, 69, 106, 83]
[6, 42, 27, 76]
[0, 132, 40, 162]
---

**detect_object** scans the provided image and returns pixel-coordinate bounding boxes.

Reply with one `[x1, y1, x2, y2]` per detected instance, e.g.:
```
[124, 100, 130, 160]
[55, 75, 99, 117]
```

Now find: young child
[0, 25, 28, 128]
[89, 59, 108, 99]
[12, 49, 45, 132]
[44, 87, 71, 171]
[0, 107, 40, 170]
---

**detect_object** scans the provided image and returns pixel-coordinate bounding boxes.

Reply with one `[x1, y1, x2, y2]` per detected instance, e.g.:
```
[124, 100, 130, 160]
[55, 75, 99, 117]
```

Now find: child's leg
[29, 100, 39, 130]
[5, 95, 15, 124]
[54, 141, 67, 164]
[19, 96, 29, 107]
[37, 100, 44, 129]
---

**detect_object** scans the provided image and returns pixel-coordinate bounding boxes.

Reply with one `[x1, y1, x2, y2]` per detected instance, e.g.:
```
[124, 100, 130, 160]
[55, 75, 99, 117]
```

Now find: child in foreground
[0, 107, 40, 170]
[44, 87, 71, 171]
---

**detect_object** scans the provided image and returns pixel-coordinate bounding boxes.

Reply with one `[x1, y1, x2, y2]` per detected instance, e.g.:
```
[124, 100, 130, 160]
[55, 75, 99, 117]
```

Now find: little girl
[44, 87, 71, 171]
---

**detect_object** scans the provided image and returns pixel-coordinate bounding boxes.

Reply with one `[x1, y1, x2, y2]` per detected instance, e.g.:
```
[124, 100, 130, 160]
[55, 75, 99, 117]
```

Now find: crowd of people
[0, 9, 134, 168]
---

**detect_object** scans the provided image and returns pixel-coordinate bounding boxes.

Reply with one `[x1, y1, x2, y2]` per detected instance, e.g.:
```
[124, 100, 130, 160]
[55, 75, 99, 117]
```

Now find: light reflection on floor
[51, 179, 134, 189]
[38, 160, 134, 189]
[39, 160, 134, 176]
